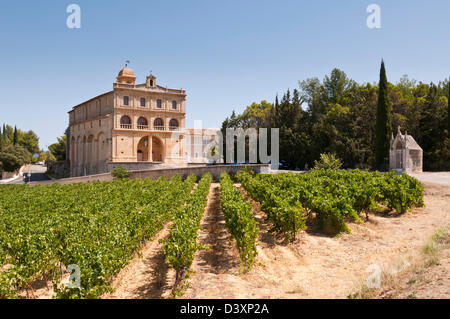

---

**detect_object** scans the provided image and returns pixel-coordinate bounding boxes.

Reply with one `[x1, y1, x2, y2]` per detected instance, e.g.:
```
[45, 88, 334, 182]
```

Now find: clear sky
[0, 0, 449, 150]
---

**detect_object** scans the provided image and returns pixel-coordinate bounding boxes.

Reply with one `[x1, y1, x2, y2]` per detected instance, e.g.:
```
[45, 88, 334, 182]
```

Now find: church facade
[68, 65, 187, 177]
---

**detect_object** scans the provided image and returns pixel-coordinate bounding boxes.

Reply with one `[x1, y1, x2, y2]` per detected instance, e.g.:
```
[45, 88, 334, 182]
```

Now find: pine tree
[13, 125, 18, 145]
[375, 60, 392, 170]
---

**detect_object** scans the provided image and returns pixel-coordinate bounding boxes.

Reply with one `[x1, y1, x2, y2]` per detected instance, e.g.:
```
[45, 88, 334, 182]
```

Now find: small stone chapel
[389, 126, 423, 172]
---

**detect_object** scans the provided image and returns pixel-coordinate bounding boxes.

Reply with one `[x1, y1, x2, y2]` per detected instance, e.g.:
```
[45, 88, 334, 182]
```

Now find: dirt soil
[102, 224, 176, 299]
[181, 182, 450, 299]
[103, 183, 217, 299]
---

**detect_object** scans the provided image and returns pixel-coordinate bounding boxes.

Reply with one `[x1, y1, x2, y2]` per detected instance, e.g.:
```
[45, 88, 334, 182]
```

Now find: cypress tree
[13, 125, 18, 145]
[375, 60, 392, 170]
[448, 78, 450, 135]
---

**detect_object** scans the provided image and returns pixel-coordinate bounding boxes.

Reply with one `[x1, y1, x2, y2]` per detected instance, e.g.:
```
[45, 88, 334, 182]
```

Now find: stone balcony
[117, 125, 183, 132]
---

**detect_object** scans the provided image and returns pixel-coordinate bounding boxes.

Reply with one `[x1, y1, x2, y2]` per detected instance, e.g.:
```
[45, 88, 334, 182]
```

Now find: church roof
[393, 131, 422, 151]
[404, 134, 422, 150]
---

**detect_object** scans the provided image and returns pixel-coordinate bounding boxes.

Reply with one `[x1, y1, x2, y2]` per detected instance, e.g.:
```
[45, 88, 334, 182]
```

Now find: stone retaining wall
[29, 164, 270, 185]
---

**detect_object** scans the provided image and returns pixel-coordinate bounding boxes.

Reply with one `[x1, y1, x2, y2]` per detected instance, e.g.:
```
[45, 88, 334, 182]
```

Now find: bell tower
[146, 70, 156, 88]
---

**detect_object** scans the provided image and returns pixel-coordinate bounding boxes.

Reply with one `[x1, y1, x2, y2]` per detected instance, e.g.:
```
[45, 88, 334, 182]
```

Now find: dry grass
[348, 225, 449, 299]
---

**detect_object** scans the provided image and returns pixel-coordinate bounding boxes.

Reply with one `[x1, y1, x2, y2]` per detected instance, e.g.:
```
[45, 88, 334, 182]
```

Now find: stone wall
[106, 161, 166, 172]
[29, 164, 270, 185]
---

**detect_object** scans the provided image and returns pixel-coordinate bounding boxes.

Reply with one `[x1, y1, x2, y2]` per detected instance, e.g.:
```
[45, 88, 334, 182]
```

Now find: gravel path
[408, 172, 450, 186]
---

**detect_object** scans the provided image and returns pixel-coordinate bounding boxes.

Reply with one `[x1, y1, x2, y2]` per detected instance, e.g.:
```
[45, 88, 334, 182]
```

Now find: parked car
[278, 160, 289, 170]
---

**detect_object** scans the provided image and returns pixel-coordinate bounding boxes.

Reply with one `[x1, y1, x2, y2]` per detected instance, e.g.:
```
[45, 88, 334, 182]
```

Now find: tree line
[0, 124, 40, 173]
[221, 62, 450, 171]
[0, 123, 67, 174]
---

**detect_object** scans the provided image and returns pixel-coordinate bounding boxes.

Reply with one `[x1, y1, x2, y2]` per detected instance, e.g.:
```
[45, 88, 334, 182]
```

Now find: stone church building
[389, 127, 423, 172]
[68, 65, 187, 177]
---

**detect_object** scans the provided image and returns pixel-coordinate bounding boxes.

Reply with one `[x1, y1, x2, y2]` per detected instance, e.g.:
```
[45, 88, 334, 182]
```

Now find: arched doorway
[152, 136, 163, 162]
[137, 136, 149, 161]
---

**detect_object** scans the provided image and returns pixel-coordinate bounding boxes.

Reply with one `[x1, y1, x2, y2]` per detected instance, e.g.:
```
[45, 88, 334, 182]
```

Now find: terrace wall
[29, 164, 270, 185]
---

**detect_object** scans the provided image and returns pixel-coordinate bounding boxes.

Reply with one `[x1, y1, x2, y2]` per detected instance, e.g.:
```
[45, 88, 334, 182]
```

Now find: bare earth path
[104, 182, 218, 299]
[103, 224, 176, 299]
[183, 182, 450, 299]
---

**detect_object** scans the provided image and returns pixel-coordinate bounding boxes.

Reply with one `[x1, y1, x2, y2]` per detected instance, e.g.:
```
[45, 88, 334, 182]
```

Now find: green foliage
[0, 153, 21, 172]
[0, 144, 32, 172]
[0, 174, 196, 298]
[379, 171, 425, 214]
[313, 153, 343, 170]
[0, 124, 40, 155]
[161, 173, 211, 291]
[237, 171, 306, 241]
[220, 172, 259, 269]
[48, 135, 66, 162]
[447, 79, 450, 135]
[222, 67, 449, 171]
[237, 169, 424, 236]
[0, 127, 3, 153]
[13, 126, 18, 146]
[375, 60, 392, 169]
[110, 165, 130, 179]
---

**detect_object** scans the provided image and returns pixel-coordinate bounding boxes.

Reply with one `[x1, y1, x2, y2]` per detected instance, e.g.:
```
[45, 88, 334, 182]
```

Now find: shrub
[0, 145, 31, 172]
[0, 152, 21, 172]
[313, 153, 343, 170]
[111, 165, 130, 179]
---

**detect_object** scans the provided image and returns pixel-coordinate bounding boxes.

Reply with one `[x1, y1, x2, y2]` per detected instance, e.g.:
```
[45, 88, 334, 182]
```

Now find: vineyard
[0, 169, 426, 299]
[161, 173, 212, 293]
[220, 172, 259, 269]
[237, 169, 424, 237]
[0, 175, 197, 298]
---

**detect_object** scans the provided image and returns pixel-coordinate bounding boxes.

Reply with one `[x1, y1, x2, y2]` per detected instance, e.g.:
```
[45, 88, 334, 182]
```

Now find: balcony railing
[118, 124, 183, 132]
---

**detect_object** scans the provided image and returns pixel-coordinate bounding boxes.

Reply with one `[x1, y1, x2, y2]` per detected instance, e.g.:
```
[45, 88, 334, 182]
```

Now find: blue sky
[0, 0, 449, 150]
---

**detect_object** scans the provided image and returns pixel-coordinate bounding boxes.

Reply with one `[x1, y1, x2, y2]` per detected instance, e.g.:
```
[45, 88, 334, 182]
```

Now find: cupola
[116, 64, 136, 85]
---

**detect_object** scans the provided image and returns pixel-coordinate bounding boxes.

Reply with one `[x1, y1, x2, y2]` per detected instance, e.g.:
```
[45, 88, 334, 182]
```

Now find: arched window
[120, 115, 131, 124]
[140, 98, 146, 107]
[123, 96, 129, 106]
[120, 115, 131, 129]
[157, 99, 162, 108]
[137, 117, 148, 126]
[172, 100, 177, 109]
[169, 119, 179, 130]
[154, 118, 164, 130]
